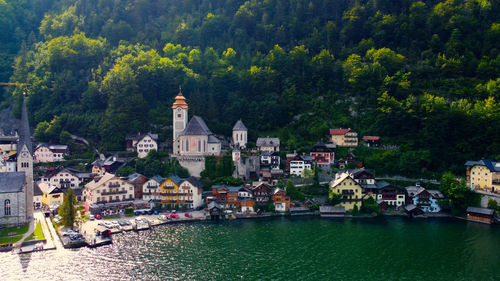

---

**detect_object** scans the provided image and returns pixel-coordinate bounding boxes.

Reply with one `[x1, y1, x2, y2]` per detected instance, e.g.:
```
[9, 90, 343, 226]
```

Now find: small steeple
[172, 86, 188, 109]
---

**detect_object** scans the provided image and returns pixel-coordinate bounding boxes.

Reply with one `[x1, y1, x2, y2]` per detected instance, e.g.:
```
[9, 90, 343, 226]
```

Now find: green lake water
[2, 217, 499, 280]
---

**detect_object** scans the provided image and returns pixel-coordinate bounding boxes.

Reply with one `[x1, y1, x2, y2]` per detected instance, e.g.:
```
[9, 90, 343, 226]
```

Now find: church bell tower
[172, 88, 188, 154]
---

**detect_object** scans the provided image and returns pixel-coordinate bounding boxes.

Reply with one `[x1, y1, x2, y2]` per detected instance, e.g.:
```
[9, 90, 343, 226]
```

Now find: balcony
[146, 184, 158, 188]
[102, 189, 128, 195]
[108, 183, 121, 188]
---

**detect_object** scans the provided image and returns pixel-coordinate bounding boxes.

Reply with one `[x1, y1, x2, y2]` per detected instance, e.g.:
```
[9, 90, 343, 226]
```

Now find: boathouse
[466, 207, 495, 224]
[319, 206, 346, 217]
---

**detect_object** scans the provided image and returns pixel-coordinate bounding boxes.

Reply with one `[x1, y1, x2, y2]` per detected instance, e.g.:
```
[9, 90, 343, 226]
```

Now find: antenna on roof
[179, 85, 182, 93]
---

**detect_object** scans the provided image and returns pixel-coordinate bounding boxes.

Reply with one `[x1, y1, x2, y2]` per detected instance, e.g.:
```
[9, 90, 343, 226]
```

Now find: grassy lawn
[0, 223, 29, 237]
[0, 235, 23, 244]
[25, 222, 45, 241]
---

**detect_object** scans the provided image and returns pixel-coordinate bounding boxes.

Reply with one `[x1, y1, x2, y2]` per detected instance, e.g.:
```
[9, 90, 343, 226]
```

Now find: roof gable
[182, 116, 212, 135]
[329, 128, 351, 135]
[232, 119, 247, 131]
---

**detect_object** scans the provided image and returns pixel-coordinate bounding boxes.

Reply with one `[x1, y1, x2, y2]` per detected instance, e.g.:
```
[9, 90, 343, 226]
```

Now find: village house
[33, 143, 69, 163]
[0, 131, 18, 153]
[91, 156, 124, 175]
[212, 185, 241, 209]
[260, 151, 281, 170]
[125, 133, 158, 158]
[406, 186, 444, 213]
[142, 175, 164, 203]
[251, 182, 272, 205]
[125, 173, 147, 200]
[178, 177, 204, 209]
[329, 172, 364, 211]
[309, 142, 335, 169]
[329, 128, 358, 147]
[33, 183, 42, 209]
[348, 169, 376, 189]
[40, 168, 89, 189]
[38, 182, 64, 208]
[83, 173, 135, 207]
[362, 136, 381, 147]
[375, 181, 407, 208]
[289, 154, 313, 177]
[271, 188, 290, 212]
[465, 159, 500, 194]
[256, 137, 280, 152]
[159, 176, 183, 209]
[232, 120, 248, 149]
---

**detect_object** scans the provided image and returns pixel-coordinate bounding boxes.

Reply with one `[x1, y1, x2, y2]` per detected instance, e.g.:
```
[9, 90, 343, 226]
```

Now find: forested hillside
[1, 0, 499, 176]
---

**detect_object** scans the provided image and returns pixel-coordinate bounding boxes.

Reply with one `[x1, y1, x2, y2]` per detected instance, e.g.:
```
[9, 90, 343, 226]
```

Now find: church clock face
[21, 151, 28, 158]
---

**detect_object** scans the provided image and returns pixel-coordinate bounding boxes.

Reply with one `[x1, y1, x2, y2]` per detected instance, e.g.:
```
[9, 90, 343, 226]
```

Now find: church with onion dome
[171, 89, 248, 176]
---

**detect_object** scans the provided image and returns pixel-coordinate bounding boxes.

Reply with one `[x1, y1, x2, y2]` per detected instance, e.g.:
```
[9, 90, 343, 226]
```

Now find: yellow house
[160, 176, 183, 208]
[329, 172, 364, 211]
[39, 182, 64, 207]
[329, 128, 358, 147]
[465, 159, 500, 194]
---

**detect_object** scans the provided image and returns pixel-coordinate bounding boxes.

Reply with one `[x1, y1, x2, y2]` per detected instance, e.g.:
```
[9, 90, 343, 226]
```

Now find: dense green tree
[58, 188, 76, 228]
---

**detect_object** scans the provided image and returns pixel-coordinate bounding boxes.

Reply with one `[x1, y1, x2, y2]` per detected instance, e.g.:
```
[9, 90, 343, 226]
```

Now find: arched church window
[4, 199, 11, 216]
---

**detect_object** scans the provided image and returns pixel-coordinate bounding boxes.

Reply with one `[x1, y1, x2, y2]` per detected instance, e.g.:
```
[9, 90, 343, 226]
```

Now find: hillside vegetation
[1, 0, 499, 176]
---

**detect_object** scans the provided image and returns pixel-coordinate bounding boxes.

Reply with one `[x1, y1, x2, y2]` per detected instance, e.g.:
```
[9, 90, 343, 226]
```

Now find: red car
[95, 214, 102, 219]
[184, 213, 192, 218]
[169, 213, 180, 219]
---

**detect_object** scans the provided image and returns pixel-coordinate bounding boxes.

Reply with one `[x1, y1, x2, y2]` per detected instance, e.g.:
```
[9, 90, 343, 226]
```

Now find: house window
[198, 140, 201, 152]
[4, 200, 11, 216]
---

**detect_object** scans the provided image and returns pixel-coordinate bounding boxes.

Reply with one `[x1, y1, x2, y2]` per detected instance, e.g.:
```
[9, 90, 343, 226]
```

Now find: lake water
[2, 217, 499, 281]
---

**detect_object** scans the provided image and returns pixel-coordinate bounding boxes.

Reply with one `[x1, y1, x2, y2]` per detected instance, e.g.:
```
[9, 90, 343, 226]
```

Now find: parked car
[169, 213, 180, 219]
[158, 215, 168, 221]
[89, 215, 95, 221]
[95, 214, 102, 219]
[62, 230, 78, 236]
[184, 213, 193, 218]
[154, 210, 160, 215]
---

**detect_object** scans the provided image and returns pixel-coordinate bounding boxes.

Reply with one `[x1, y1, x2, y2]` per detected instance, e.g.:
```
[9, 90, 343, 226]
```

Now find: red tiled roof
[362, 136, 380, 141]
[329, 128, 351, 135]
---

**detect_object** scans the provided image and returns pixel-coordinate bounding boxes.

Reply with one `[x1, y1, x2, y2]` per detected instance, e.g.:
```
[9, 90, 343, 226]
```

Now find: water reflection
[1, 218, 499, 281]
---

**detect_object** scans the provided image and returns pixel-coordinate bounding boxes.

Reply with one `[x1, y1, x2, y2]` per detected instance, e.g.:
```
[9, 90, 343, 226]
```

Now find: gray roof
[182, 116, 212, 135]
[18, 98, 33, 155]
[465, 159, 500, 172]
[466, 207, 495, 215]
[151, 175, 166, 184]
[319, 206, 345, 213]
[126, 132, 158, 141]
[256, 137, 280, 147]
[184, 176, 204, 188]
[375, 181, 392, 189]
[208, 201, 221, 210]
[0, 172, 26, 193]
[126, 173, 144, 182]
[428, 190, 445, 199]
[207, 134, 221, 143]
[34, 183, 43, 196]
[232, 120, 247, 131]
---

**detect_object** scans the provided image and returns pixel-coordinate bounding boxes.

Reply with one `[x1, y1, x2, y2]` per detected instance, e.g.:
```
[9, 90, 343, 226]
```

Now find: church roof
[171, 91, 188, 109]
[182, 116, 212, 136]
[0, 172, 26, 193]
[207, 135, 221, 143]
[18, 97, 33, 155]
[232, 120, 247, 131]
